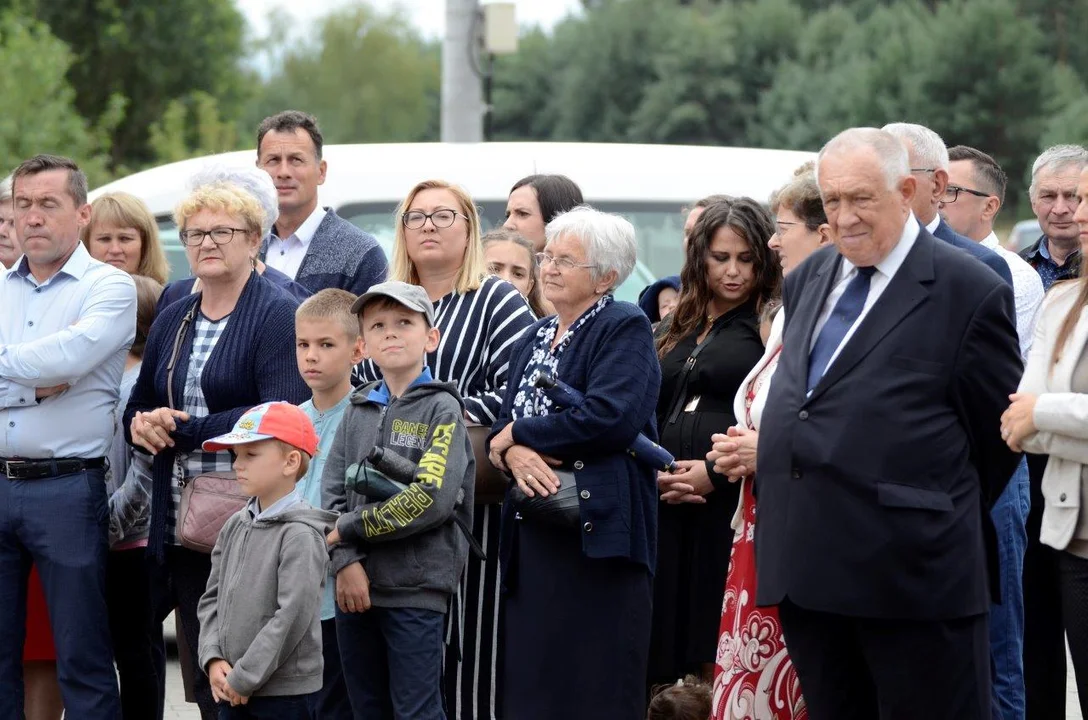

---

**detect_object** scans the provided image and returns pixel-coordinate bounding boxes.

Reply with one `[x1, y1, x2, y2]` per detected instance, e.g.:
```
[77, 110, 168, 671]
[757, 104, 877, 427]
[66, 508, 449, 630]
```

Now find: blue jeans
[990, 457, 1030, 720]
[336, 606, 446, 720]
[0, 469, 120, 719]
[218, 693, 313, 719]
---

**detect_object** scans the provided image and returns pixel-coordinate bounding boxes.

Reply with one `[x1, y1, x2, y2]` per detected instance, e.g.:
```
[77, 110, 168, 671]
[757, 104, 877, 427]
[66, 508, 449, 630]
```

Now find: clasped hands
[1000, 392, 1037, 453]
[130, 407, 190, 454]
[207, 659, 247, 706]
[487, 423, 562, 498]
[658, 426, 759, 505]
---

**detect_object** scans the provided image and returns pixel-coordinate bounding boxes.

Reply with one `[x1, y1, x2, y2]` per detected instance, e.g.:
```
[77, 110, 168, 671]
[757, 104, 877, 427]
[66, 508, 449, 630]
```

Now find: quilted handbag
[177, 472, 248, 553]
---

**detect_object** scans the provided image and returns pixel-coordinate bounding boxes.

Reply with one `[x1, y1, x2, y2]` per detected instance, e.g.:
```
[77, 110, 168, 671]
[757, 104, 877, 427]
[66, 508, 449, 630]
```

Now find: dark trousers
[108, 547, 166, 720]
[779, 599, 991, 720]
[219, 693, 314, 719]
[1023, 452, 1066, 720]
[154, 545, 216, 719]
[1059, 552, 1088, 718]
[336, 606, 446, 720]
[0, 469, 120, 719]
[305, 618, 352, 720]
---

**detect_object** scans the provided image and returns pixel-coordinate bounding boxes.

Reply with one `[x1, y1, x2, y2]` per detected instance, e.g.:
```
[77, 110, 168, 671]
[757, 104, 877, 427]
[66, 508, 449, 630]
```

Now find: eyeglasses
[178, 227, 248, 246]
[536, 253, 597, 271]
[775, 219, 800, 234]
[941, 184, 990, 203]
[401, 210, 467, 230]
[910, 167, 937, 174]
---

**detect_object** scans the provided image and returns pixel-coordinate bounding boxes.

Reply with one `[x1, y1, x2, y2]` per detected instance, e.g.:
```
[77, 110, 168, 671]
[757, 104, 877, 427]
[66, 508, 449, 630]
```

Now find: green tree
[0, 11, 118, 183]
[6, 0, 248, 169]
[243, 4, 440, 145]
[147, 91, 241, 165]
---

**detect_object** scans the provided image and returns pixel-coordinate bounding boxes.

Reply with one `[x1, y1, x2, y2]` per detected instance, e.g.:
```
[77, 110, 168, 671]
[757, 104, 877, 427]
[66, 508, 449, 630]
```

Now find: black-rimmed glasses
[178, 227, 248, 246]
[941, 184, 990, 203]
[402, 210, 467, 230]
[910, 167, 938, 174]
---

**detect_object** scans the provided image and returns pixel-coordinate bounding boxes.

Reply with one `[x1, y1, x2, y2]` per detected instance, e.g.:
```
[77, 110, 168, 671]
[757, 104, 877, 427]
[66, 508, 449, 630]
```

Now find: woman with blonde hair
[82, 192, 169, 285]
[124, 181, 308, 719]
[356, 179, 535, 719]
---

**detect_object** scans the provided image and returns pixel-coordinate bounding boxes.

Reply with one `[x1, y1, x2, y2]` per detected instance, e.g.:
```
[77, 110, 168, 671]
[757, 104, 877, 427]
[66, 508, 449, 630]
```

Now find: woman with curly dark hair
[648, 196, 781, 688]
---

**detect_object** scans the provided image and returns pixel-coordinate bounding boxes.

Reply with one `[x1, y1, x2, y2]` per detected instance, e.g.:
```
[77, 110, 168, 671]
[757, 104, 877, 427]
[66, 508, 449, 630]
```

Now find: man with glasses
[257, 110, 387, 295]
[941, 145, 1043, 720]
[882, 123, 1013, 286]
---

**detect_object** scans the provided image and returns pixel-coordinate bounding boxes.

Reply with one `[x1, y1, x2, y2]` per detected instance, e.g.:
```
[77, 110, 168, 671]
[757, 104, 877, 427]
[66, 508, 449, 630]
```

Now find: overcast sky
[237, 0, 584, 39]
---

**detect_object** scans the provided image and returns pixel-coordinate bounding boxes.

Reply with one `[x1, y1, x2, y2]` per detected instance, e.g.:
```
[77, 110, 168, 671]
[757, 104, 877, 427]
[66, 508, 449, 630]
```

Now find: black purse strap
[665, 320, 728, 425]
[165, 304, 198, 411]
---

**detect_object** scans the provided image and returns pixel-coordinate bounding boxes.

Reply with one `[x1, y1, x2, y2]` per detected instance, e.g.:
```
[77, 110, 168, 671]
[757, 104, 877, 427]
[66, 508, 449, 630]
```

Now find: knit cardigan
[263, 208, 388, 296]
[491, 300, 662, 581]
[124, 271, 310, 560]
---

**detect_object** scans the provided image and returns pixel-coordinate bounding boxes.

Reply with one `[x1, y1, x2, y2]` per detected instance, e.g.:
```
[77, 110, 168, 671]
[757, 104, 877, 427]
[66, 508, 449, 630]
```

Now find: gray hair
[882, 122, 950, 171]
[0, 175, 12, 204]
[816, 127, 911, 192]
[1030, 145, 1088, 199]
[545, 205, 637, 290]
[188, 164, 280, 236]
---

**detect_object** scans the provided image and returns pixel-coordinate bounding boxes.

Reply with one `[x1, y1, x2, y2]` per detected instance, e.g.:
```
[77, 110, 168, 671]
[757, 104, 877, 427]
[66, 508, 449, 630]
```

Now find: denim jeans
[0, 469, 120, 719]
[305, 618, 352, 720]
[990, 457, 1030, 720]
[336, 606, 447, 720]
[218, 693, 314, 719]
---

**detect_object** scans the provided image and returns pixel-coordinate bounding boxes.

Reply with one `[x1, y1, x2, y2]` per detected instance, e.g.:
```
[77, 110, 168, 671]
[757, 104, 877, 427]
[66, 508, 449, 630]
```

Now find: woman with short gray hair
[488, 206, 662, 719]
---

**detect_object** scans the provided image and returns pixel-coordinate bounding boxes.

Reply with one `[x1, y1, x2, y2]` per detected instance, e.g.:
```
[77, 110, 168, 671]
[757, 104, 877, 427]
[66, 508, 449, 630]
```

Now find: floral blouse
[510, 295, 614, 420]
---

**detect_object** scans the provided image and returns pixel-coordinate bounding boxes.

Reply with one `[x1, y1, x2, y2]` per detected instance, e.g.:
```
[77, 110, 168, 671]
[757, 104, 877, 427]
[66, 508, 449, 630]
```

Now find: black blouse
[655, 299, 764, 471]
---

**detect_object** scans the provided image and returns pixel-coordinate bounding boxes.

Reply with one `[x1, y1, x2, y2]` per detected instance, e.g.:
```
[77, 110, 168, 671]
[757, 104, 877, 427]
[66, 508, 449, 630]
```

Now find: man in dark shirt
[1020, 145, 1087, 290]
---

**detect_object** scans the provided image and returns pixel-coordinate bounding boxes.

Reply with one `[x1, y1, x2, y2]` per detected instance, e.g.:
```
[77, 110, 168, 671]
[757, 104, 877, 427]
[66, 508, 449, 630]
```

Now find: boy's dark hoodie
[322, 372, 475, 613]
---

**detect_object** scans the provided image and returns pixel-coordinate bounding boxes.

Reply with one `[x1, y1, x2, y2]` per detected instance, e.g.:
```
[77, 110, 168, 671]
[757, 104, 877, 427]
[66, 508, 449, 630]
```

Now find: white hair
[545, 205, 637, 290]
[882, 122, 950, 171]
[0, 175, 11, 204]
[816, 127, 910, 191]
[1030, 145, 1088, 199]
[188, 164, 280, 236]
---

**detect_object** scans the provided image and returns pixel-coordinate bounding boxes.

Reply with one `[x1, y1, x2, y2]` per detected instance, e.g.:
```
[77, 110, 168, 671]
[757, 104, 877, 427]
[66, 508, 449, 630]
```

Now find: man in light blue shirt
[0, 155, 135, 718]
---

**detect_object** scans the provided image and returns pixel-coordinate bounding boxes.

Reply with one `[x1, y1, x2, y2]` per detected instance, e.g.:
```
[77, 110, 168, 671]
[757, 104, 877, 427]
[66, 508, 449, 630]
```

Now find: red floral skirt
[23, 566, 56, 662]
[712, 478, 806, 720]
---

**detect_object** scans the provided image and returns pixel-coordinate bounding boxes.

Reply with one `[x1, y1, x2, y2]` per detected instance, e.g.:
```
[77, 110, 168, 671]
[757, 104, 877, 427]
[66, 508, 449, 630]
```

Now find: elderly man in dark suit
[755, 127, 1023, 719]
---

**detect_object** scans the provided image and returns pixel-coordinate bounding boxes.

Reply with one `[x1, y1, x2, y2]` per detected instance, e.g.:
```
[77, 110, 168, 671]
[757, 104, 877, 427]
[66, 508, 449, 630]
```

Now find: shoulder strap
[165, 304, 199, 411]
[664, 319, 730, 425]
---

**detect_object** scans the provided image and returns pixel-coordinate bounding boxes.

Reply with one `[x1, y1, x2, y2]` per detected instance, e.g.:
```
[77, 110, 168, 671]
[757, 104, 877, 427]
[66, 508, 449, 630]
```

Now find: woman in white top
[1001, 164, 1088, 716]
[704, 164, 830, 720]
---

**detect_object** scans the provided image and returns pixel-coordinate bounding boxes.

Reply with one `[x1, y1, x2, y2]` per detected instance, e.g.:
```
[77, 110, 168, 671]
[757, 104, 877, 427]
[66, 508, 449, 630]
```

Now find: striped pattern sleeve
[353, 277, 535, 425]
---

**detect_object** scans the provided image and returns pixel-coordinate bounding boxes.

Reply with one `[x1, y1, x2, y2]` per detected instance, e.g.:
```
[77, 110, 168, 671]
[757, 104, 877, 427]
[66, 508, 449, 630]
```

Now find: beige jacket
[1019, 281, 1088, 551]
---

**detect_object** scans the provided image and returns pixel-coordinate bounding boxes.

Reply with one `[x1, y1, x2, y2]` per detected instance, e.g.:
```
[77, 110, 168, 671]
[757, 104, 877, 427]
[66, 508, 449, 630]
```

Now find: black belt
[0, 457, 106, 480]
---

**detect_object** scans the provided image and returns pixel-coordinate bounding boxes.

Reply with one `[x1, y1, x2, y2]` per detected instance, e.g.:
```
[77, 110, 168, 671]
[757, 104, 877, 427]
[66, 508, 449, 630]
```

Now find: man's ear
[982, 197, 1002, 224]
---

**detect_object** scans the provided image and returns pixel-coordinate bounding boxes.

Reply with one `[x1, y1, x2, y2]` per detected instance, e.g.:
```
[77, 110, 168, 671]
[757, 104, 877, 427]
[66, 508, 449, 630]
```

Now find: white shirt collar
[980, 231, 999, 250]
[275, 205, 326, 247]
[839, 213, 919, 281]
[924, 213, 940, 234]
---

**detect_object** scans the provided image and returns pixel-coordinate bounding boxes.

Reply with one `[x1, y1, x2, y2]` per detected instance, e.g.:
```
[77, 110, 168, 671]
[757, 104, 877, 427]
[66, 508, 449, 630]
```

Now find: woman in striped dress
[356, 179, 535, 719]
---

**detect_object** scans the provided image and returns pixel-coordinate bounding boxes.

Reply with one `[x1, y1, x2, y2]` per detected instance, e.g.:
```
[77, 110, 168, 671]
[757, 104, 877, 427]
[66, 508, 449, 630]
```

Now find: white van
[89, 142, 815, 302]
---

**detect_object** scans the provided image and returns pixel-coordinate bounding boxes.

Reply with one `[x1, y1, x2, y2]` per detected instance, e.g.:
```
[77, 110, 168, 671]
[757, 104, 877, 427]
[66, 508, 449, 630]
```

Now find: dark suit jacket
[755, 227, 1022, 620]
[932, 217, 1013, 286]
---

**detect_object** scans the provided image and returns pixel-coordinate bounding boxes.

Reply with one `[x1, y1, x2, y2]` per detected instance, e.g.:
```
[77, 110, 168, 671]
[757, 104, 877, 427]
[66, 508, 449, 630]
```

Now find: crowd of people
[1, 108, 1088, 720]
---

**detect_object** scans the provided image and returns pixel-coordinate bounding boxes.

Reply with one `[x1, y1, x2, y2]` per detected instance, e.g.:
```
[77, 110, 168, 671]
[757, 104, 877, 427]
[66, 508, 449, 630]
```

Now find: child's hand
[336, 561, 372, 613]
[326, 527, 341, 546]
[207, 659, 236, 704]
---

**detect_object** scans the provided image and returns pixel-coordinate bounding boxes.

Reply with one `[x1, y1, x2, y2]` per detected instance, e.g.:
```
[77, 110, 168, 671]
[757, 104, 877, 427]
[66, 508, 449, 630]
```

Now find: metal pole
[441, 0, 484, 143]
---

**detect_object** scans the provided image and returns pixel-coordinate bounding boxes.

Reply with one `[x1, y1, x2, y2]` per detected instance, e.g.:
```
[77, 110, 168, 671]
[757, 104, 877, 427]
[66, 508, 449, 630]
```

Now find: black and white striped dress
[356, 275, 535, 719]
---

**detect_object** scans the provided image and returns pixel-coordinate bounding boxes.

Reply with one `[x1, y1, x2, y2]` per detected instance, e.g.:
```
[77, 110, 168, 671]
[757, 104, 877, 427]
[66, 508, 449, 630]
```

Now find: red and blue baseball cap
[202, 402, 319, 457]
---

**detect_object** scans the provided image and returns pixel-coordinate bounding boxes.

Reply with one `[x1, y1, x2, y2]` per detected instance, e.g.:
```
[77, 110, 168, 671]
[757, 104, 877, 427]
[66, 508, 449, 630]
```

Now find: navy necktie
[807, 266, 876, 392]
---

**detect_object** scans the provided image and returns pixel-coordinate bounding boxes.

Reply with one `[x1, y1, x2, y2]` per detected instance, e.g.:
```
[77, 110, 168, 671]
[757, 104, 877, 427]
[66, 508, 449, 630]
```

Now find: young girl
[483, 228, 550, 317]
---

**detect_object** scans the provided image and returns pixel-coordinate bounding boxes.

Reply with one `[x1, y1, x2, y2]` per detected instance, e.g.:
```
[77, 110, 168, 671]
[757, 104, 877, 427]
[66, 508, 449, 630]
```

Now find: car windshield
[159, 201, 679, 305]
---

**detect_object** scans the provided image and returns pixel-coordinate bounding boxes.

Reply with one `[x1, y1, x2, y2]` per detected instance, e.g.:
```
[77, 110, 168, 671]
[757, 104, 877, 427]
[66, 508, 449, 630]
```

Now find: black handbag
[507, 468, 580, 527]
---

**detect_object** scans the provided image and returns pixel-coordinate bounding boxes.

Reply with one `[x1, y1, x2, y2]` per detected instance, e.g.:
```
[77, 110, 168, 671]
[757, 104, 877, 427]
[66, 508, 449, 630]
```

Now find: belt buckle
[2, 460, 20, 479]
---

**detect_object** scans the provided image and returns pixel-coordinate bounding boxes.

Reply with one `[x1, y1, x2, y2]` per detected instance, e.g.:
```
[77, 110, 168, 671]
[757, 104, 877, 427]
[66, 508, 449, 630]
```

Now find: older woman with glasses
[488, 206, 661, 720]
[124, 180, 308, 719]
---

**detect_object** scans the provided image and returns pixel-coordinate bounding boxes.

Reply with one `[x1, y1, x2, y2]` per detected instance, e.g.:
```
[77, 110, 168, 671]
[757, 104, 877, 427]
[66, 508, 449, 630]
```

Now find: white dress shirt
[0, 243, 136, 458]
[265, 206, 326, 280]
[810, 213, 919, 376]
[981, 231, 1044, 360]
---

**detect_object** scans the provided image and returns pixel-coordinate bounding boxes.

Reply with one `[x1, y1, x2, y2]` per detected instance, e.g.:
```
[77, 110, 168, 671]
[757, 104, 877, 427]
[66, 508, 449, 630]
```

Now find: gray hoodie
[322, 377, 475, 613]
[197, 502, 336, 698]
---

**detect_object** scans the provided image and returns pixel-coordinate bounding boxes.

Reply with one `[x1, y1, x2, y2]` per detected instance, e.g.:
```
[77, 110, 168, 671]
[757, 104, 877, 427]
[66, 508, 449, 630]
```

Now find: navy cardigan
[124, 271, 310, 559]
[491, 300, 662, 581]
